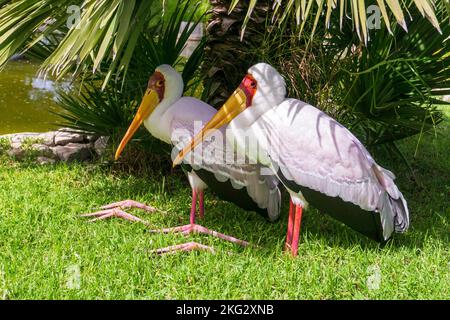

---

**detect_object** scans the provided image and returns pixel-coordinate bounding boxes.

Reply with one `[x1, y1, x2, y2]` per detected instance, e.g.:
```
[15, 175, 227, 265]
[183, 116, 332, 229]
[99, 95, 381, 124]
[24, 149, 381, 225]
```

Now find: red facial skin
[238, 74, 257, 107]
[147, 71, 165, 101]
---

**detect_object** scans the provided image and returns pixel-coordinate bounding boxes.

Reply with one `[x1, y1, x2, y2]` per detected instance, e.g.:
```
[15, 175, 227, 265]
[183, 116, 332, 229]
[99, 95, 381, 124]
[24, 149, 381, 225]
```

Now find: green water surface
[0, 61, 66, 135]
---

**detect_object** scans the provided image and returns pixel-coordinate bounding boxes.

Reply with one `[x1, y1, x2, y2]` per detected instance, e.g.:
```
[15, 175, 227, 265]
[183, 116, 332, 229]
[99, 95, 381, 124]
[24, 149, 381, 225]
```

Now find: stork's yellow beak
[115, 89, 160, 160]
[172, 87, 248, 167]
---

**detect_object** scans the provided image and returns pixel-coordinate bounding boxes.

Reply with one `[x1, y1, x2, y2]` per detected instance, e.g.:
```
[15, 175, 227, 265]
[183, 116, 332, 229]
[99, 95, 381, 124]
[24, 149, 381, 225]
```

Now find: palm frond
[229, 0, 446, 43]
[55, 81, 136, 137]
[0, 0, 79, 69]
[332, 3, 450, 145]
[231, 0, 449, 147]
[41, 0, 158, 86]
[0, 0, 208, 87]
[54, 1, 206, 141]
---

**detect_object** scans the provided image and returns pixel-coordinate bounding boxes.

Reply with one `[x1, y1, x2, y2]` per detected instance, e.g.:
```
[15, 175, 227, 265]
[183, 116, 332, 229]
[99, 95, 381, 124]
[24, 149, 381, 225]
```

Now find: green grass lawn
[0, 120, 448, 300]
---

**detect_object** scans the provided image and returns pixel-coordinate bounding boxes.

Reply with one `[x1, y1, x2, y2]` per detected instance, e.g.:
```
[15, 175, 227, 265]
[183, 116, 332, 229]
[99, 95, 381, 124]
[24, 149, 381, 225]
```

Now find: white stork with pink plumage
[174, 63, 410, 256]
[82, 64, 281, 254]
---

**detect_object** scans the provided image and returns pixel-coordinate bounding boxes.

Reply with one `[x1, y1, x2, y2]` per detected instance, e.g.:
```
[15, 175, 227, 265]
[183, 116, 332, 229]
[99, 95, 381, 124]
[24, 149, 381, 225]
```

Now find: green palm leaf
[229, 0, 446, 43]
[53, 1, 206, 139]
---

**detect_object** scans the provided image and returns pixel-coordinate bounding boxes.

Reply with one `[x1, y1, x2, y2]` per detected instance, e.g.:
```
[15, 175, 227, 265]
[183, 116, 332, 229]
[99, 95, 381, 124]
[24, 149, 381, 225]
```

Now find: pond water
[0, 60, 67, 135]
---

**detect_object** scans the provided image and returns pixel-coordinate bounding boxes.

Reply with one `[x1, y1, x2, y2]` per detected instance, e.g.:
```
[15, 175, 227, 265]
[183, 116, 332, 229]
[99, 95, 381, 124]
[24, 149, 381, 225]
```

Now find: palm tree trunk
[202, 0, 270, 107]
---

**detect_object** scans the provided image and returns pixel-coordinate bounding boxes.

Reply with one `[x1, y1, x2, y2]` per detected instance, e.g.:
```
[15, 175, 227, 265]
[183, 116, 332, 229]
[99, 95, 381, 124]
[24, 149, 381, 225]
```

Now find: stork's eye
[156, 80, 164, 87]
[250, 81, 257, 88]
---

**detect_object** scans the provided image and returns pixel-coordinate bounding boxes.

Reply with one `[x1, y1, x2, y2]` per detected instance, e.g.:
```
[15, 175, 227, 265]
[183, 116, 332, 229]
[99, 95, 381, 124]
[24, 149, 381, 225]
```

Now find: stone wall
[0, 128, 109, 164]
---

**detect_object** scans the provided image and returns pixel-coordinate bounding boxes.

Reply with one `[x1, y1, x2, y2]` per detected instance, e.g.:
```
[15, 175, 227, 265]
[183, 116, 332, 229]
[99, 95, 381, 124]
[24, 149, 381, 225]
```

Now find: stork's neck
[227, 101, 273, 165]
[144, 94, 181, 144]
[228, 99, 272, 136]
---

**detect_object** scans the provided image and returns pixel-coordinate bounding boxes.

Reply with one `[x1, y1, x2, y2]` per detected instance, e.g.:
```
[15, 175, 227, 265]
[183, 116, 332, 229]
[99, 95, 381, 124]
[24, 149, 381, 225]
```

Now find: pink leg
[290, 205, 303, 257]
[80, 199, 159, 224]
[150, 241, 215, 255]
[198, 191, 204, 219]
[150, 188, 249, 254]
[149, 224, 250, 247]
[284, 199, 295, 251]
[190, 189, 197, 225]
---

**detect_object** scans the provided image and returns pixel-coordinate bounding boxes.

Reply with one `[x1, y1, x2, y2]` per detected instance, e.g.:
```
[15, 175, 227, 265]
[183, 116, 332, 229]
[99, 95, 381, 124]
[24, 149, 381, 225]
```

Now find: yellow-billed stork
[174, 63, 410, 256]
[82, 64, 281, 254]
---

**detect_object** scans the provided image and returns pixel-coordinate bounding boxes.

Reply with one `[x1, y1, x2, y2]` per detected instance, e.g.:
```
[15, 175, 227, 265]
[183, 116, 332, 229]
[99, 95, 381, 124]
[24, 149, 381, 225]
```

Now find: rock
[7, 146, 25, 160]
[37, 156, 56, 165]
[1, 129, 106, 163]
[51, 143, 94, 162]
[11, 142, 22, 149]
[36, 132, 56, 146]
[54, 131, 85, 146]
[94, 136, 109, 156]
[31, 144, 56, 158]
[0, 132, 55, 146]
[1, 132, 40, 144]
[86, 134, 99, 142]
[444, 95, 450, 102]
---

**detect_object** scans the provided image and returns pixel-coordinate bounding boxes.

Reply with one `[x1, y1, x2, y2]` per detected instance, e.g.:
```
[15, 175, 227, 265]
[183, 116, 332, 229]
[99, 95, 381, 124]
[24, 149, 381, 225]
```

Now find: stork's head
[245, 62, 286, 109]
[115, 64, 183, 160]
[173, 63, 286, 166]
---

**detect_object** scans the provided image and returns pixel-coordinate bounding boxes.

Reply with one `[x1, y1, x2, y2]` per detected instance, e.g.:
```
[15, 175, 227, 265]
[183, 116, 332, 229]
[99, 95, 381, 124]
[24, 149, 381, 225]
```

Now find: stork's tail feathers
[267, 183, 282, 222]
[388, 190, 409, 233]
[375, 165, 410, 236]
